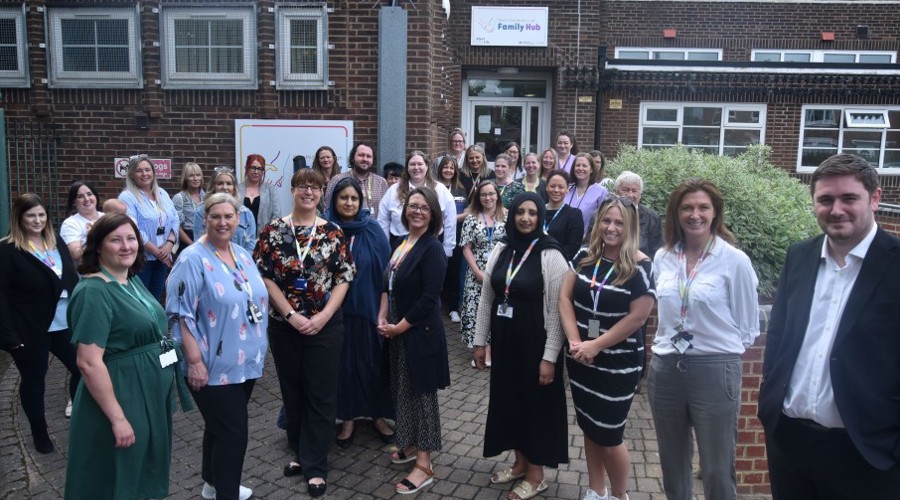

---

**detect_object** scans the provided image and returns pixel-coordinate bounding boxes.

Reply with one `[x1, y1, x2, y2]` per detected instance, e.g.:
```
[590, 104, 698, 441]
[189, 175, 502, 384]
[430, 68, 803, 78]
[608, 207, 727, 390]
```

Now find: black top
[244, 196, 261, 224]
[545, 205, 584, 261]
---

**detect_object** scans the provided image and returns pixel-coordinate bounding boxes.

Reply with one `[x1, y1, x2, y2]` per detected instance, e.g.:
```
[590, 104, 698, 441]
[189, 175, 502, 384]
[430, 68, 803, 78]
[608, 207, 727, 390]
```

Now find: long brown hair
[398, 150, 438, 205]
[662, 178, 735, 251]
[577, 197, 640, 286]
[4, 194, 56, 251]
[468, 180, 506, 221]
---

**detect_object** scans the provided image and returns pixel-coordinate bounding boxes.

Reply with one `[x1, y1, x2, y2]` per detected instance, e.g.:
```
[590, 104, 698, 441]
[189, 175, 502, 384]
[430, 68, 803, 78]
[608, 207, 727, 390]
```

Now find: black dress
[483, 246, 568, 467]
[544, 205, 584, 261]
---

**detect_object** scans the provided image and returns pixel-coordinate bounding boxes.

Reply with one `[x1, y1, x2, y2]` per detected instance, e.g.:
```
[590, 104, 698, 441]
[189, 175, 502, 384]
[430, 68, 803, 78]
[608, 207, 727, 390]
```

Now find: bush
[606, 144, 819, 297]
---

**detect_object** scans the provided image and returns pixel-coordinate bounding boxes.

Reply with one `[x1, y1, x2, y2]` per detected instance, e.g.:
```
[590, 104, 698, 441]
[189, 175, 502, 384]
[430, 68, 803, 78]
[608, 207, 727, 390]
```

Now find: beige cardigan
[473, 242, 568, 362]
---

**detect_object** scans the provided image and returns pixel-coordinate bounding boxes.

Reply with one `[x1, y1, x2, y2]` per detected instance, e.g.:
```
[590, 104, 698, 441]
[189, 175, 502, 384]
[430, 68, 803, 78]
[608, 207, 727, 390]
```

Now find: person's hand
[473, 346, 487, 370]
[474, 269, 485, 283]
[111, 416, 136, 448]
[570, 340, 599, 365]
[156, 243, 173, 262]
[287, 312, 311, 334]
[538, 360, 555, 386]
[186, 360, 208, 391]
[299, 311, 329, 335]
[377, 323, 401, 339]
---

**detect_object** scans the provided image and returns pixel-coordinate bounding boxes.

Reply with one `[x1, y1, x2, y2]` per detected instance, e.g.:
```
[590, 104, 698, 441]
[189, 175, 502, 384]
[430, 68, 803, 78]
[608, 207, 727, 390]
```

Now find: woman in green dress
[65, 213, 188, 500]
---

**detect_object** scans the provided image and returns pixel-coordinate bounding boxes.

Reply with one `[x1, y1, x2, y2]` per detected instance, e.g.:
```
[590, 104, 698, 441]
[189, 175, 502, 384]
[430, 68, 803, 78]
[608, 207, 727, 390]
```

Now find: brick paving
[0, 318, 771, 499]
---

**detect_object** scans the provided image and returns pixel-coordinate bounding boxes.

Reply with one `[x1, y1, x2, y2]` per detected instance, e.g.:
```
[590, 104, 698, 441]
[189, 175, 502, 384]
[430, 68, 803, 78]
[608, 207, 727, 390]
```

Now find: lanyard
[523, 177, 538, 192]
[207, 242, 253, 300]
[291, 217, 317, 269]
[543, 204, 566, 232]
[349, 235, 356, 253]
[504, 238, 539, 301]
[99, 267, 165, 340]
[28, 239, 58, 272]
[589, 258, 616, 317]
[676, 237, 715, 324]
[388, 237, 418, 292]
[481, 214, 495, 244]
[566, 185, 590, 209]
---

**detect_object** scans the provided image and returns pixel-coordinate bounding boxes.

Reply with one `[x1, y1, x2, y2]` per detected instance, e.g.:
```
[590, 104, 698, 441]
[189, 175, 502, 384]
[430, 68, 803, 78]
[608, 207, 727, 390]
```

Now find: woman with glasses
[61, 181, 104, 264]
[377, 150, 457, 257]
[377, 187, 449, 495]
[239, 154, 282, 235]
[431, 128, 467, 177]
[118, 155, 180, 300]
[543, 171, 584, 261]
[254, 168, 355, 498]
[559, 197, 656, 500]
[194, 168, 257, 252]
[171, 162, 205, 251]
[650, 179, 759, 500]
[502, 142, 525, 181]
[472, 192, 569, 500]
[566, 153, 609, 237]
[459, 181, 506, 360]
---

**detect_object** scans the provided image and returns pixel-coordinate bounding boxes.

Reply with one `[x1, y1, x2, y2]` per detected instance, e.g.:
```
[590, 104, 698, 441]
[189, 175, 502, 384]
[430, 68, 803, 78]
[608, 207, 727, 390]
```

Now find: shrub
[606, 144, 819, 297]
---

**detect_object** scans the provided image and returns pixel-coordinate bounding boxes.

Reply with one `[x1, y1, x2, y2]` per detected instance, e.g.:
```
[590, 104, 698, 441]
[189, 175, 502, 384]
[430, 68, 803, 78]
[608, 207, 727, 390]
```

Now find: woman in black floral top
[254, 168, 355, 498]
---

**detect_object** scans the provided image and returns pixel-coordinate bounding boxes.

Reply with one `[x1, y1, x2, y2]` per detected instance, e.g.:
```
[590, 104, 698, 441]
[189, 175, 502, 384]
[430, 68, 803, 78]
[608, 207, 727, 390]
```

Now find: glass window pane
[291, 19, 317, 46]
[96, 19, 128, 45]
[646, 108, 677, 122]
[885, 129, 900, 150]
[724, 129, 761, 146]
[687, 146, 718, 155]
[804, 109, 840, 128]
[291, 48, 317, 74]
[97, 47, 129, 71]
[618, 50, 649, 59]
[803, 129, 839, 148]
[682, 127, 720, 147]
[0, 18, 16, 45]
[175, 19, 209, 46]
[683, 107, 721, 126]
[175, 48, 207, 72]
[466, 79, 546, 98]
[687, 51, 719, 61]
[642, 127, 678, 145]
[801, 148, 837, 167]
[728, 110, 761, 124]
[211, 47, 242, 73]
[61, 19, 96, 45]
[62, 47, 96, 71]
[655, 51, 685, 60]
[860, 54, 892, 64]
[754, 52, 781, 62]
[882, 149, 900, 169]
[210, 20, 242, 45]
[784, 53, 811, 62]
[823, 53, 855, 63]
[0, 46, 17, 71]
[842, 131, 882, 150]
[724, 146, 748, 157]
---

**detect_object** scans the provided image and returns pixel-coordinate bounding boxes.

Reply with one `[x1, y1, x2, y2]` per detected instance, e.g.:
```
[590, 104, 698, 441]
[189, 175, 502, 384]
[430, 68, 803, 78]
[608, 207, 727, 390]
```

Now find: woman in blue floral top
[254, 168, 355, 498]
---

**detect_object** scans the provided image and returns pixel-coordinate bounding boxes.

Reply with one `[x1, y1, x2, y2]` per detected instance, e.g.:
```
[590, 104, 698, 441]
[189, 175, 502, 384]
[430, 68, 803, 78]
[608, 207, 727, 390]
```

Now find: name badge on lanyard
[587, 258, 615, 339]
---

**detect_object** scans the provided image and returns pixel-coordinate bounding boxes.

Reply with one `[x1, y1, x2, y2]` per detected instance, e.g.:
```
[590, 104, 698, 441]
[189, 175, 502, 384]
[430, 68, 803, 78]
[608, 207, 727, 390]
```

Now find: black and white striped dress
[566, 251, 656, 446]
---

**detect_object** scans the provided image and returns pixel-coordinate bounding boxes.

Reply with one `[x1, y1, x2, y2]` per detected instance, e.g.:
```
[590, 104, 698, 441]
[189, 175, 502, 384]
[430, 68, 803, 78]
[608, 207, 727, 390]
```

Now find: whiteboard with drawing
[234, 119, 354, 214]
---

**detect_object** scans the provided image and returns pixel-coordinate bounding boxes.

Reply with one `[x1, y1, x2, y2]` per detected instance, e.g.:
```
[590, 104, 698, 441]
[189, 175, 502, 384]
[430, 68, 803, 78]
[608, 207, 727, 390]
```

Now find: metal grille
[0, 17, 18, 71]
[289, 18, 318, 75]
[5, 120, 62, 220]
[60, 18, 129, 72]
[174, 18, 243, 73]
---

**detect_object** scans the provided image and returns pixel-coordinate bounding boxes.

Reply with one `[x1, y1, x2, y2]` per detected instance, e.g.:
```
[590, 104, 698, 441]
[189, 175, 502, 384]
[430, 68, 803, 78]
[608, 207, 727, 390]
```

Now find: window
[160, 7, 257, 89]
[752, 50, 896, 64]
[275, 6, 328, 89]
[0, 6, 27, 87]
[46, 7, 142, 88]
[639, 103, 766, 156]
[616, 47, 722, 61]
[798, 105, 900, 172]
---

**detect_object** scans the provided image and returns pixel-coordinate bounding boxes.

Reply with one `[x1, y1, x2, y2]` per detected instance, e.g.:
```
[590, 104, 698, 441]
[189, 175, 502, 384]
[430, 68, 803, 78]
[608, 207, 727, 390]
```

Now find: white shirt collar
[819, 222, 878, 263]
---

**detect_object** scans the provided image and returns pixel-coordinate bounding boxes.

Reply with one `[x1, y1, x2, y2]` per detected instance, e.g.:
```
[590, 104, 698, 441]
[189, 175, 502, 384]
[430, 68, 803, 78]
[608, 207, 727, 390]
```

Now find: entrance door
[462, 74, 551, 164]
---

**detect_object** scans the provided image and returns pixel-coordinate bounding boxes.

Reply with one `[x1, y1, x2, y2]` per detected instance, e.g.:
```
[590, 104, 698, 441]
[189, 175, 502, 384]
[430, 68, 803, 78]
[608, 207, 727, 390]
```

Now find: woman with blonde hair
[540, 148, 558, 181]
[459, 145, 495, 196]
[560, 197, 656, 500]
[194, 168, 257, 252]
[172, 162, 205, 250]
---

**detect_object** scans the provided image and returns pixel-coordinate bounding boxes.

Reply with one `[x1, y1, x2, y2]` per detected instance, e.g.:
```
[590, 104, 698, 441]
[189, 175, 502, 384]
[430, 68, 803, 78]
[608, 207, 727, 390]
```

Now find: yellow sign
[609, 99, 623, 109]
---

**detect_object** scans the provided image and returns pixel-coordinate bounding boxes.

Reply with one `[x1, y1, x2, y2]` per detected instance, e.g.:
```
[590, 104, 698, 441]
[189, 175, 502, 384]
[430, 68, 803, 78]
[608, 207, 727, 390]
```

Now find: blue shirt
[166, 242, 269, 385]
[119, 188, 179, 260]
[193, 205, 257, 253]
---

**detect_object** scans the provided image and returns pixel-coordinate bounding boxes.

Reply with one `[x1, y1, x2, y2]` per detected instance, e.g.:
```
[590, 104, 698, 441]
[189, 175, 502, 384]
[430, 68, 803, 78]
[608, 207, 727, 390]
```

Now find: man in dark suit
[759, 153, 900, 498]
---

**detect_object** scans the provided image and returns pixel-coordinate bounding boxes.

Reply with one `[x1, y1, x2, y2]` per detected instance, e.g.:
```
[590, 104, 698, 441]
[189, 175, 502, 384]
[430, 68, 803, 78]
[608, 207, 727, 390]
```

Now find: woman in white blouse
[650, 178, 759, 500]
[61, 181, 104, 263]
[378, 151, 456, 256]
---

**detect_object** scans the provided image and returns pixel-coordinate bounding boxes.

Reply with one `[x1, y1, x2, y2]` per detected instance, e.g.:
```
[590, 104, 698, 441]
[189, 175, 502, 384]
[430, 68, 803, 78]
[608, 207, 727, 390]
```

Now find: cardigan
[238, 180, 282, 236]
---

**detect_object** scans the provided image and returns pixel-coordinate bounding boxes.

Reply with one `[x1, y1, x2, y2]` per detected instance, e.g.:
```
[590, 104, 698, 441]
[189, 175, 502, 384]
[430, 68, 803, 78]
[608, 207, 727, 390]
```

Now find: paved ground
[0, 318, 771, 500]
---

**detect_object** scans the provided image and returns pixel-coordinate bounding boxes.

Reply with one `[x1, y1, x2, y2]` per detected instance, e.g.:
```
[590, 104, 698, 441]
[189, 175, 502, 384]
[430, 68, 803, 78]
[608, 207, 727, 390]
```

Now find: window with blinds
[276, 6, 328, 89]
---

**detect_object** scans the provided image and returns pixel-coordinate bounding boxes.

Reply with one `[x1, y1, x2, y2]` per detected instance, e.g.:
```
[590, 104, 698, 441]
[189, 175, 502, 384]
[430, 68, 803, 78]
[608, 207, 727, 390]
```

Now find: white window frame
[798, 104, 900, 173]
[615, 47, 723, 61]
[275, 6, 329, 90]
[0, 6, 28, 88]
[638, 102, 767, 156]
[160, 6, 257, 90]
[751, 49, 896, 63]
[46, 6, 142, 89]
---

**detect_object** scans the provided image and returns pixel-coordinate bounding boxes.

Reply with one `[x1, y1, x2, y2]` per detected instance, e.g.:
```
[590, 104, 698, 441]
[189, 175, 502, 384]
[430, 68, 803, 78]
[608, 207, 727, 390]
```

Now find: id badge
[672, 331, 693, 354]
[156, 227, 165, 236]
[159, 349, 178, 368]
[294, 278, 307, 291]
[497, 303, 514, 318]
[247, 301, 263, 324]
[588, 319, 601, 339]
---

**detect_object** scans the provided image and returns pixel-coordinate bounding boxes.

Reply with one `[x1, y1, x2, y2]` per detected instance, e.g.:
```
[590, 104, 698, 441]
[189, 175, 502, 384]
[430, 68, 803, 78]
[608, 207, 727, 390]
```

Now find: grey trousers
[648, 353, 741, 500]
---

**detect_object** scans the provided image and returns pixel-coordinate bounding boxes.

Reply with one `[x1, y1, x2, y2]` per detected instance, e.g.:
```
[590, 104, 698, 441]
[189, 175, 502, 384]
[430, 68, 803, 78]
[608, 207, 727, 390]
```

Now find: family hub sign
[471, 6, 549, 47]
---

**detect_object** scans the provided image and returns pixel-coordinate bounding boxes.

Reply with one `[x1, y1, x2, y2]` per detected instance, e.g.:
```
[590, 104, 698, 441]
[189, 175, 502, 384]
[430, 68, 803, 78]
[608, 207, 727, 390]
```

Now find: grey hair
[203, 192, 240, 215]
[615, 170, 644, 192]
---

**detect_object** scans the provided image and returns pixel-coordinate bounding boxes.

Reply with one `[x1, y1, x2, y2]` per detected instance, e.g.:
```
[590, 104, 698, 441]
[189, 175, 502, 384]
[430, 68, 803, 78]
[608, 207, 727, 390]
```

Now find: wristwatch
[285, 310, 297, 320]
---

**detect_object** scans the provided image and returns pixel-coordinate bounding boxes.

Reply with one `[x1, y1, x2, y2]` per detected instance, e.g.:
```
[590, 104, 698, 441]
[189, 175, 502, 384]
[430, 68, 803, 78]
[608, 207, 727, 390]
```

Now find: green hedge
[606, 144, 819, 297]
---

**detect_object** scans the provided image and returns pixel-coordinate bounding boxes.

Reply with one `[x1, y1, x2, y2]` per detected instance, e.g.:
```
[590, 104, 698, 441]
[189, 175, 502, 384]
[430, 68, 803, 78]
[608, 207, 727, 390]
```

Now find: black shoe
[33, 427, 53, 454]
[374, 422, 395, 444]
[335, 425, 355, 449]
[283, 460, 303, 477]
[307, 480, 327, 497]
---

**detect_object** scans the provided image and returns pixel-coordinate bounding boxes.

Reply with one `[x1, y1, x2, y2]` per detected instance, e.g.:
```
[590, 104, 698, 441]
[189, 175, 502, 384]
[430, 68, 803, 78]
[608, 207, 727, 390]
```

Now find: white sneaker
[201, 482, 253, 500]
[609, 494, 628, 500]
[65, 400, 72, 418]
[449, 311, 461, 322]
[583, 489, 608, 500]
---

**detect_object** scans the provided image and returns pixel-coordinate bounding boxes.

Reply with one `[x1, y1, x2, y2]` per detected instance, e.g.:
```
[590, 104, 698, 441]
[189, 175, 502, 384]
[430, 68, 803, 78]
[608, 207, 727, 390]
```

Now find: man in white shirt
[760, 153, 900, 498]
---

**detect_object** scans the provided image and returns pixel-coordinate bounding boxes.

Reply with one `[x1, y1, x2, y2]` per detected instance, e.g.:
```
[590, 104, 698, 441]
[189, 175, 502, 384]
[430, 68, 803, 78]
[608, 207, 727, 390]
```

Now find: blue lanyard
[481, 214, 495, 244]
[543, 204, 566, 232]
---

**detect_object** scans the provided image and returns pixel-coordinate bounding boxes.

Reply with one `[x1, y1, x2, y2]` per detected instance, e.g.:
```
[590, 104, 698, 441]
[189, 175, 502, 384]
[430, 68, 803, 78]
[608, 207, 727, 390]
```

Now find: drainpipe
[593, 45, 607, 150]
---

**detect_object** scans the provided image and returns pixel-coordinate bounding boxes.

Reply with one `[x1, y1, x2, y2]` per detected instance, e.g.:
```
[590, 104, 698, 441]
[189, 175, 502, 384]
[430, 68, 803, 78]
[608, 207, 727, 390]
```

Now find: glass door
[469, 101, 545, 163]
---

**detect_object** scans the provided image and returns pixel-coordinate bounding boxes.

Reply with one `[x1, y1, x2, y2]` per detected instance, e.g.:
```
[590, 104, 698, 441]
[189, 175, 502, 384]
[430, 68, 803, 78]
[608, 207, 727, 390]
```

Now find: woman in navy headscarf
[327, 177, 396, 447]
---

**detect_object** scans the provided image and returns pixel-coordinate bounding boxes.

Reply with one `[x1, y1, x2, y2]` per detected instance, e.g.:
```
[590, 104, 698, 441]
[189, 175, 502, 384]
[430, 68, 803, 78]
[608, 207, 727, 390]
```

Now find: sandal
[509, 479, 548, 500]
[395, 463, 434, 495]
[491, 467, 526, 484]
[283, 460, 303, 477]
[390, 447, 417, 464]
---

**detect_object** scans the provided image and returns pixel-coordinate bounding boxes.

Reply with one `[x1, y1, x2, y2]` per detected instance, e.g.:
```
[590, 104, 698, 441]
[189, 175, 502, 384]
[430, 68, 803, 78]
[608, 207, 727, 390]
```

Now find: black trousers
[9, 328, 80, 431]
[767, 415, 900, 499]
[191, 379, 256, 500]
[269, 315, 344, 480]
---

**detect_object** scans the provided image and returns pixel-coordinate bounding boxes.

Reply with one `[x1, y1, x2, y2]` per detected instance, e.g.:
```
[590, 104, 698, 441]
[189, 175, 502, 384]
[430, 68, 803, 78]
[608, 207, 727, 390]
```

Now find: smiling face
[405, 193, 432, 234]
[21, 205, 47, 238]
[440, 161, 456, 182]
[556, 134, 573, 157]
[449, 133, 465, 155]
[493, 158, 511, 182]
[598, 205, 625, 250]
[524, 154, 539, 177]
[75, 185, 97, 215]
[131, 160, 155, 191]
[545, 175, 568, 206]
[616, 182, 642, 205]
[505, 145, 520, 166]
[514, 200, 539, 235]
[407, 154, 428, 185]
[813, 174, 880, 251]
[352, 145, 374, 174]
[541, 151, 555, 173]
[292, 181, 322, 213]
[205, 202, 238, 245]
[478, 184, 498, 213]
[573, 156, 592, 185]
[99, 222, 139, 274]
[213, 173, 237, 196]
[466, 151, 484, 173]
[246, 159, 265, 183]
[335, 185, 361, 222]
[678, 190, 716, 243]
[317, 149, 335, 176]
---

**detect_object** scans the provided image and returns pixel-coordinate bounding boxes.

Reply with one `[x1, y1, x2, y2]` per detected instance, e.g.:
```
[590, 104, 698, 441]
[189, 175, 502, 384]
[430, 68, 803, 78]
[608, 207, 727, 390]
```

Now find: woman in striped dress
[559, 197, 656, 500]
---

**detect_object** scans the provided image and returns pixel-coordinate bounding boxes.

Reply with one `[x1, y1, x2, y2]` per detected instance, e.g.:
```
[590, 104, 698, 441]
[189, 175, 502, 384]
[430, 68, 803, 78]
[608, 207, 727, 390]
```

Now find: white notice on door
[478, 115, 491, 134]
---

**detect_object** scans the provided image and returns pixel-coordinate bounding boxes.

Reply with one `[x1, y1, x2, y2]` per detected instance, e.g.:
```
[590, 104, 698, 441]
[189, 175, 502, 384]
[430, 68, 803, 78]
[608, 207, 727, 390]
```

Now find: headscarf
[501, 192, 564, 254]
[326, 177, 391, 324]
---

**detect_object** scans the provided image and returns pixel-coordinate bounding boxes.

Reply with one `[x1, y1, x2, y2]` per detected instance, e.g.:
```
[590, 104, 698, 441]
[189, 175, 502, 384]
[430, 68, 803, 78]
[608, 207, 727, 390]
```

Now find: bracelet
[285, 310, 296, 320]
[166, 239, 176, 245]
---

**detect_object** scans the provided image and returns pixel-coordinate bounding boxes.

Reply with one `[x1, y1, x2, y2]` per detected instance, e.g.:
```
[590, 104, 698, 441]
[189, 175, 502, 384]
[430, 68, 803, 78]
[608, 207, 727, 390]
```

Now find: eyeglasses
[480, 192, 497, 198]
[247, 166, 265, 172]
[407, 203, 431, 214]
[451, 140, 465, 145]
[294, 185, 321, 193]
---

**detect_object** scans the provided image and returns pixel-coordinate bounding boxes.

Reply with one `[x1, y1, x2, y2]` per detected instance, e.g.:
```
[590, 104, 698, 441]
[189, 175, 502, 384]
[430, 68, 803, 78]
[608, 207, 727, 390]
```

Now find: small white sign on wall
[470, 6, 549, 47]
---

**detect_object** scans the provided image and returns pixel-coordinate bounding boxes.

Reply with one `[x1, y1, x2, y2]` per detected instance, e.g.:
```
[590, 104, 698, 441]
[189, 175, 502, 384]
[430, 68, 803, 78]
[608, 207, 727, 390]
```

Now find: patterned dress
[459, 212, 507, 347]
